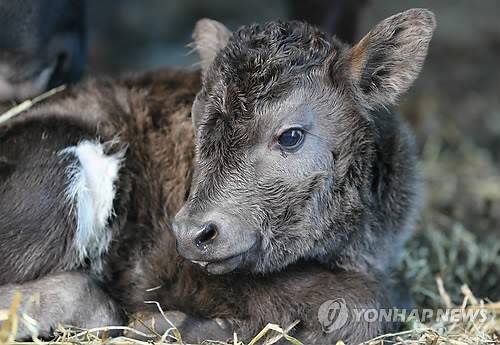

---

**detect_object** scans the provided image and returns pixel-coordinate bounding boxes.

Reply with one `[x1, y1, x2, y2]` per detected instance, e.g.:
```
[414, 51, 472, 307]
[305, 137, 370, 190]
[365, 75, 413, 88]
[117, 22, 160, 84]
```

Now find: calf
[0, 9, 435, 344]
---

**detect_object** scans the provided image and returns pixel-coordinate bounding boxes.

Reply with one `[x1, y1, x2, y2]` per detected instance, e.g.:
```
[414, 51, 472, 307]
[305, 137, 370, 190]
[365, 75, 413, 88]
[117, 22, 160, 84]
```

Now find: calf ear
[191, 93, 204, 131]
[193, 19, 232, 75]
[347, 8, 436, 109]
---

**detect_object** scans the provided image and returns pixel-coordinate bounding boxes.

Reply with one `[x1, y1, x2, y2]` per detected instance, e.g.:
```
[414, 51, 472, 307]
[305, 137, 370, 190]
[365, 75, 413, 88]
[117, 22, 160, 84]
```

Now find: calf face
[0, 0, 86, 102]
[173, 9, 435, 274]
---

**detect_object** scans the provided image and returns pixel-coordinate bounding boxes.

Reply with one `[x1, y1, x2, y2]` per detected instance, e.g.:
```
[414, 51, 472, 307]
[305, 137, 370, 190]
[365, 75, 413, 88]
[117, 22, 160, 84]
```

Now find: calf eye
[278, 128, 305, 150]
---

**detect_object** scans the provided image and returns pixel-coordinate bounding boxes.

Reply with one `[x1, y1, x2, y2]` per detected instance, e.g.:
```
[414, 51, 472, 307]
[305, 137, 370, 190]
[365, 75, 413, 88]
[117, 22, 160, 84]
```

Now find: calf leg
[136, 264, 398, 344]
[231, 267, 396, 344]
[0, 272, 125, 340]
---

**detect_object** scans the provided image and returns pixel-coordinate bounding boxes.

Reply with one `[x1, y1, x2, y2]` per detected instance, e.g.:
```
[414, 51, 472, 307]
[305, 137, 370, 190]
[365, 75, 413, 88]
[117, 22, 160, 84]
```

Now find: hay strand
[0, 85, 66, 124]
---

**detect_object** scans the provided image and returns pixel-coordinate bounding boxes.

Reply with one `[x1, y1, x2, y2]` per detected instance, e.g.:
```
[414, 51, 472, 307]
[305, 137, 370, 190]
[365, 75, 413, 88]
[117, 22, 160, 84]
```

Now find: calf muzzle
[172, 209, 258, 274]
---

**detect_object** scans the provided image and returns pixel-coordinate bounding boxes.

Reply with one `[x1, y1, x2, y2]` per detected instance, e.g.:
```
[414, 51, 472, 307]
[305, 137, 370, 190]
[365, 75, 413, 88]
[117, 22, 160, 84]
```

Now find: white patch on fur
[61, 140, 125, 272]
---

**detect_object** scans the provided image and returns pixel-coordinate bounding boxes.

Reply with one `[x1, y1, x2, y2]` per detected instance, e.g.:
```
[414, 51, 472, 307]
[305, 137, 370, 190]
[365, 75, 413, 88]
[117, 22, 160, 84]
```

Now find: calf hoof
[127, 311, 232, 343]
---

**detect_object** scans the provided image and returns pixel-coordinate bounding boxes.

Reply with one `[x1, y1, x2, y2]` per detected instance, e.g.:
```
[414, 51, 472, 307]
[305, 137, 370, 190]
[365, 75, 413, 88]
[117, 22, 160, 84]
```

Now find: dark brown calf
[0, 69, 393, 344]
[0, 9, 435, 344]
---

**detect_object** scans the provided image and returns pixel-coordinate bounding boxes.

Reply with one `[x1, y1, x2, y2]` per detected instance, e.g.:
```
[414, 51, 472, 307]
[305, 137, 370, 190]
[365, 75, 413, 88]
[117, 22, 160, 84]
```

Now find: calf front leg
[0, 272, 125, 340]
[144, 265, 399, 344]
[237, 268, 398, 345]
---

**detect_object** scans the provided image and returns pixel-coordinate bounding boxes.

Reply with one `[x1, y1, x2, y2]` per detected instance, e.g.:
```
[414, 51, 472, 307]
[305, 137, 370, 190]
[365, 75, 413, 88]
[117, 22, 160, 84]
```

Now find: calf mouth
[190, 240, 259, 275]
[192, 253, 244, 274]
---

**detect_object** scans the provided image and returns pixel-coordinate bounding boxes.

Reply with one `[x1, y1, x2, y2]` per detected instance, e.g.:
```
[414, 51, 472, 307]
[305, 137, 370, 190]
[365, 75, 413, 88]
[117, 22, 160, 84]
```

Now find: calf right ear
[347, 8, 436, 109]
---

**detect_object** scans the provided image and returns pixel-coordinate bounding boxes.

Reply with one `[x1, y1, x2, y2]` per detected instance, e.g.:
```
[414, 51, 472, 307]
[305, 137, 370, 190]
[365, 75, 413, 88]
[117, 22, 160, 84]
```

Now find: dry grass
[0, 86, 66, 125]
[1, 283, 498, 345]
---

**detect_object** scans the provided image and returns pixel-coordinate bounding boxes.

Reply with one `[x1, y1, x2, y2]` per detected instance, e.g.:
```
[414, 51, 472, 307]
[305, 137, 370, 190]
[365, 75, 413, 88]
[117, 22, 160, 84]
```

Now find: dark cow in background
[0, 0, 86, 103]
[0, 9, 435, 344]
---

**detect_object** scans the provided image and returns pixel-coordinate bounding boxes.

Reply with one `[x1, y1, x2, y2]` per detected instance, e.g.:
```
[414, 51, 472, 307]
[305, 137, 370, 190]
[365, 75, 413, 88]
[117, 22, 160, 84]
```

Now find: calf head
[0, 0, 86, 102]
[173, 9, 436, 274]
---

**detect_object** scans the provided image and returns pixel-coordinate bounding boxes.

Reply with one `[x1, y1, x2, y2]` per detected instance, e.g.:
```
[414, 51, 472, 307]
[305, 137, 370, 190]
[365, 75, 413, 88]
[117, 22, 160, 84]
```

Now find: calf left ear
[347, 8, 436, 109]
[193, 19, 232, 76]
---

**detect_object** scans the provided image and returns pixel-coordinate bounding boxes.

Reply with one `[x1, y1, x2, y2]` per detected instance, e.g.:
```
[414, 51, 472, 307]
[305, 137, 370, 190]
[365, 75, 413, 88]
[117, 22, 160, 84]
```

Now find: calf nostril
[194, 223, 219, 248]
